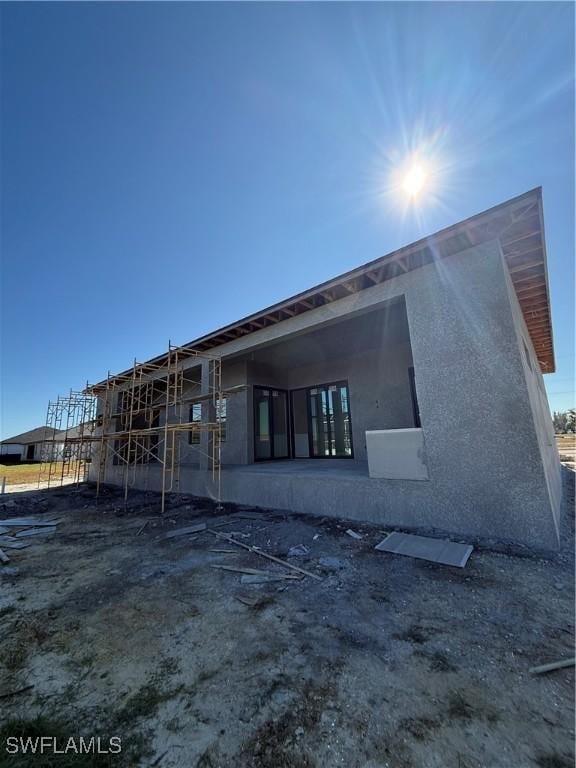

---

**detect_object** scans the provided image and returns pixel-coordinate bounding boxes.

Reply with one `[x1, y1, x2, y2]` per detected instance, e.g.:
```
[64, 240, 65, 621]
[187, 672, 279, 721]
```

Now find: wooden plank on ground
[0, 538, 30, 550]
[211, 564, 300, 579]
[209, 530, 322, 581]
[241, 573, 292, 584]
[0, 548, 10, 564]
[163, 523, 207, 539]
[530, 658, 575, 675]
[0, 518, 60, 528]
[15, 527, 57, 539]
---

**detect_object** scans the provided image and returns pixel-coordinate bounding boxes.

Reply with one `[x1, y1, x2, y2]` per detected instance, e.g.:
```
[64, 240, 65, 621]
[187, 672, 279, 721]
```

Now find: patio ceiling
[245, 301, 410, 370]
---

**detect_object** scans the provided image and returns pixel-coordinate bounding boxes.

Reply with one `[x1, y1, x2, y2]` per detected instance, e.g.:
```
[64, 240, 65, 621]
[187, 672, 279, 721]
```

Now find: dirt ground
[0, 471, 574, 768]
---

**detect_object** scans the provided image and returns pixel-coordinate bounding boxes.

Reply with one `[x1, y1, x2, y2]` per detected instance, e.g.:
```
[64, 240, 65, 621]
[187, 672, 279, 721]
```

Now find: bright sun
[401, 162, 430, 199]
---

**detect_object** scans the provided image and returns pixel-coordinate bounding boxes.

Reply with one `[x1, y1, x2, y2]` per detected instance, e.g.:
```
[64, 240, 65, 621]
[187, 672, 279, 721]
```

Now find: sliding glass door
[254, 387, 289, 460]
[289, 380, 353, 459]
[255, 381, 353, 460]
[308, 382, 353, 457]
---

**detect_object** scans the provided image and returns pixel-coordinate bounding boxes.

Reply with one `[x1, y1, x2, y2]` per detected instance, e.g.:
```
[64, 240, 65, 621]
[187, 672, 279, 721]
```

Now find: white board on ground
[0, 519, 60, 528]
[375, 531, 473, 568]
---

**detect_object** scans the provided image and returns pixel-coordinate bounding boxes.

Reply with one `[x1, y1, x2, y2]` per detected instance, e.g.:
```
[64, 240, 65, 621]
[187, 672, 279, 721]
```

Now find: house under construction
[77, 189, 560, 548]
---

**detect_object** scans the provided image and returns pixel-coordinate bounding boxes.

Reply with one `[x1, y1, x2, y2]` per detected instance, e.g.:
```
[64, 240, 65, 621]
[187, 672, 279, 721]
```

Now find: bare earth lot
[0, 472, 574, 768]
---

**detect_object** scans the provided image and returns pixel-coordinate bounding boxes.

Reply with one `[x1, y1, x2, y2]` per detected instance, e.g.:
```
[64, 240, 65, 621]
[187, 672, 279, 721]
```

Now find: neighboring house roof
[55, 423, 96, 441]
[88, 187, 555, 394]
[0, 426, 62, 445]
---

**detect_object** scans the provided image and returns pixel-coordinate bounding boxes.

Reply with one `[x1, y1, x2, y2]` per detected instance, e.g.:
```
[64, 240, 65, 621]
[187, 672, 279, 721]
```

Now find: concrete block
[366, 428, 428, 480]
[375, 531, 473, 567]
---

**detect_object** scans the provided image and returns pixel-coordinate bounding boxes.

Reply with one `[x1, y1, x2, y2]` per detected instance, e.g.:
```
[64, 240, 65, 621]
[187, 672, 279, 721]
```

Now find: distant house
[0, 427, 64, 463]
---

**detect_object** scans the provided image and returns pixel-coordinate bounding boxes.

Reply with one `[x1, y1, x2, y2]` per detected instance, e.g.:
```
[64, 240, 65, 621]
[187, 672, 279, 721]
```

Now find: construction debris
[530, 658, 576, 675]
[375, 531, 473, 568]
[163, 523, 207, 539]
[209, 548, 237, 554]
[136, 521, 150, 536]
[211, 564, 300, 580]
[15, 526, 57, 538]
[0, 684, 34, 701]
[0, 516, 60, 564]
[287, 544, 310, 557]
[209, 530, 322, 581]
[345, 529, 362, 539]
[0, 539, 30, 550]
[318, 556, 346, 571]
[211, 565, 267, 576]
[0, 518, 59, 527]
[240, 573, 296, 584]
[235, 593, 261, 607]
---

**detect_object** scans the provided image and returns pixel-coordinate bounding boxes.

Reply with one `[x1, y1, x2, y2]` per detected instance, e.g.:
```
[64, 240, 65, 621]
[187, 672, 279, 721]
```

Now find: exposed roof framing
[90, 187, 555, 392]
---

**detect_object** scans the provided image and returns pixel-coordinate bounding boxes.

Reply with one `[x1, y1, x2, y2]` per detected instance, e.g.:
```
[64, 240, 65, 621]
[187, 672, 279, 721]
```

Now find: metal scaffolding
[40, 342, 227, 512]
[37, 390, 98, 489]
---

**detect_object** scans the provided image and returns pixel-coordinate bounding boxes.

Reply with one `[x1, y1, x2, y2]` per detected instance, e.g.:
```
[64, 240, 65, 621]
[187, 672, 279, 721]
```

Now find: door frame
[253, 386, 290, 462]
[290, 380, 354, 459]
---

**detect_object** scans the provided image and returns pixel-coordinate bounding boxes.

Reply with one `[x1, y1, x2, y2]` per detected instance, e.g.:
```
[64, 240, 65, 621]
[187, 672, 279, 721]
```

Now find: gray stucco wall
[90, 239, 561, 548]
[400, 240, 560, 548]
[501, 256, 562, 534]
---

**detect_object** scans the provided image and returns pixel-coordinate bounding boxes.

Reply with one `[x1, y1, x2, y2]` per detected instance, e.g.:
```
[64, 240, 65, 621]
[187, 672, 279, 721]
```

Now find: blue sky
[1, 1, 574, 439]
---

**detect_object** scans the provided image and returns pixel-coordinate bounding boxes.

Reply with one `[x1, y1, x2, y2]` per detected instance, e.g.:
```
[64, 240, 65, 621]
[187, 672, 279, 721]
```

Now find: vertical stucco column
[199, 359, 216, 470]
[403, 239, 559, 548]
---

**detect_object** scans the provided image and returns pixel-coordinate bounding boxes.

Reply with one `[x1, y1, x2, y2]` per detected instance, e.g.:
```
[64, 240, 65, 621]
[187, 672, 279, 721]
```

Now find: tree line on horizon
[553, 409, 576, 434]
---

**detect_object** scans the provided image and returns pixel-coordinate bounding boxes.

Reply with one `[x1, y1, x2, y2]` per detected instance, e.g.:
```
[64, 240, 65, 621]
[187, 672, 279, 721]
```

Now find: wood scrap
[211, 564, 267, 576]
[208, 530, 322, 581]
[241, 573, 292, 584]
[136, 521, 150, 536]
[0, 526, 10, 535]
[530, 658, 575, 675]
[15, 527, 57, 538]
[0, 539, 30, 550]
[235, 594, 261, 607]
[0, 547, 9, 564]
[163, 523, 207, 539]
[0, 684, 34, 701]
[208, 548, 237, 554]
[0, 518, 59, 527]
[210, 564, 299, 579]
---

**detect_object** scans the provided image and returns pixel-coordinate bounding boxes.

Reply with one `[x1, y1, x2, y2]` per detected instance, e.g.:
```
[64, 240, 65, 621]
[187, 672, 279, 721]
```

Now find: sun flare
[401, 162, 429, 198]
[382, 139, 448, 220]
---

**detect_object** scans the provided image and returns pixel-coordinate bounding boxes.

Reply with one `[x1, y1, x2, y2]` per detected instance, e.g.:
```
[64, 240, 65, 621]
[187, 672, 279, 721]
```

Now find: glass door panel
[329, 384, 352, 457]
[307, 382, 352, 458]
[291, 389, 310, 457]
[272, 390, 289, 458]
[254, 387, 289, 460]
[309, 387, 330, 457]
[254, 388, 271, 460]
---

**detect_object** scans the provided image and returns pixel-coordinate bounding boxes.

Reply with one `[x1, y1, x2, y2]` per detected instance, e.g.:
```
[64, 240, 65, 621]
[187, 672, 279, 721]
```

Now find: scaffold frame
[40, 342, 228, 513]
[37, 389, 98, 489]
